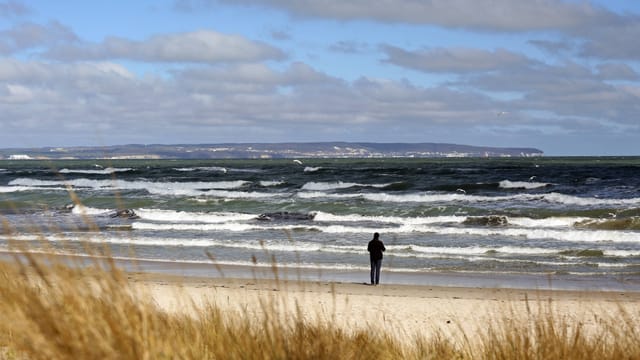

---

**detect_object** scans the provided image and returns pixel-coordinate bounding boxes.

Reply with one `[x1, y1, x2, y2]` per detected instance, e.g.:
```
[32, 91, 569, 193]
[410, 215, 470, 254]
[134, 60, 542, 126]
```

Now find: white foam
[499, 180, 551, 189]
[297, 189, 640, 207]
[71, 205, 111, 216]
[200, 189, 276, 199]
[313, 211, 464, 225]
[0, 185, 37, 193]
[595, 262, 635, 268]
[174, 166, 228, 173]
[135, 209, 255, 223]
[8, 178, 253, 197]
[508, 217, 589, 228]
[109, 207, 640, 244]
[298, 191, 524, 203]
[59, 167, 132, 175]
[57, 202, 640, 245]
[407, 225, 640, 243]
[541, 192, 640, 206]
[398, 245, 558, 256]
[303, 166, 321, 172]
[296, 192, 361, 200]
[132, 222, 263, 232]
[260, 180, 285, 187]
[606, 249, 640, 257]
[301, 181, 391, 191]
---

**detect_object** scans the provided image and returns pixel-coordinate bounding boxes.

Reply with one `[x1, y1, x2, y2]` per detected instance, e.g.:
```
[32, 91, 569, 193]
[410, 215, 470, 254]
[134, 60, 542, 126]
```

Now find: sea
[1, 157, 639, 291]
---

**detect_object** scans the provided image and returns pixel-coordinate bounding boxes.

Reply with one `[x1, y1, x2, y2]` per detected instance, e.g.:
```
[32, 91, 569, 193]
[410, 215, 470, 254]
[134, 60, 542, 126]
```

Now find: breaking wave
[499, 179, 551, 189]
[59, 167, 133, 175]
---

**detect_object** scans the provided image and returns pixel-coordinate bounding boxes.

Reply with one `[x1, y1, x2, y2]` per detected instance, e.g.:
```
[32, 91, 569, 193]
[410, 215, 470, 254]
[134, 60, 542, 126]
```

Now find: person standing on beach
[367, 232, 385, 285]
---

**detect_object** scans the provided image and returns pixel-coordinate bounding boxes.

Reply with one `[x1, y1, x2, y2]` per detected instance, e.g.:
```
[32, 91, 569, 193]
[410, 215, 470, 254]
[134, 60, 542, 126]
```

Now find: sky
[1, 1, 639, 155]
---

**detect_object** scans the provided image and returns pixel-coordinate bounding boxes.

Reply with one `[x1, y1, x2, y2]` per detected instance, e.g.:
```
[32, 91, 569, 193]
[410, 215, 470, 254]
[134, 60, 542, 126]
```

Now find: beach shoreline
[2, 250, 639, 293]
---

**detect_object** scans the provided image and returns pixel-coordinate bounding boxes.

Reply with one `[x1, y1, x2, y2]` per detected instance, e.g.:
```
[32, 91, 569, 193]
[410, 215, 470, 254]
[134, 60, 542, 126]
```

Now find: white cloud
[461, 61, 640, 127]
[184, 0, 640, 62]
[44, 30, 285, 63]
[0, 0, 29, 18]
[0, 58, 509, 145]
[382, 46, 532, 73]
[0, 21, 77, 54]
[580, 21, 640, 60]
[596, 63, 639, 80]
[208, 0, 617, 32]
[0, 54, 637, 154]
[528, 39, 576, 55]
[329, 41, 370, 54]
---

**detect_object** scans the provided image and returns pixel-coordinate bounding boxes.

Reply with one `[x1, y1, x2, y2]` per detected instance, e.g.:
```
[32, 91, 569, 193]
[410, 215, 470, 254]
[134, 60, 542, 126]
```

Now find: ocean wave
[135, 209, 256, 223]
[66, 206, 596, 232]
[313, 211, 463, 225]
[126, 218, 640, 243]
[130, 221, 379, 234]
[593, 262, 635, 268]
[574, 217, 640, 230]
[558, 249, 604, 257]
[298, 191, 527, 203]
[173, 166, 228, 173]
[71, 205, 112, 216]
[109, 208, 588, 230]
[8, 177, 640, 208]
[392, 244, 559, 256]
[199, 189, 278, 199]
[301, 181, 393, 191]
[400, 245, 640, 261]
[303, 166, 322, 172]
[407, 225, 640, 243]
[59, 167, 133, 175]
[541, 192, 640, 206]
[6, 231, 638, 263]
[499, 179, 551, 189]
[297, 190, 640, 207]
[131, 222, 275, 232]
[64, 207, 632, 241]
[259, 180, 285, 187]
[9, 177, 251, 194]
[508, 217, 589, 228]
[0, 185, 42, 193]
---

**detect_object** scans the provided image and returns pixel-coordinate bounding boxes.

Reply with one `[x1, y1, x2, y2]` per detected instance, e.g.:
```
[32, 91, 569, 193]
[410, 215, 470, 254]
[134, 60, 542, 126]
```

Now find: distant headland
[0, 142, 543, 160]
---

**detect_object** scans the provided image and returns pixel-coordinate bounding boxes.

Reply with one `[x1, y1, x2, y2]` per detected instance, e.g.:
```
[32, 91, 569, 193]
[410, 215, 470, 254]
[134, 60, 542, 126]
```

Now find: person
[367, 232, 385, 285]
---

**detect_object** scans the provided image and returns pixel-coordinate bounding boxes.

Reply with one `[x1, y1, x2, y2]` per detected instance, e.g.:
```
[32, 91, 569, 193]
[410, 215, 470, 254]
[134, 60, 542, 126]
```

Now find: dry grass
[476, 299, 640, 360]
[0, 252, 449, 359]
[0, 252, 638, 360]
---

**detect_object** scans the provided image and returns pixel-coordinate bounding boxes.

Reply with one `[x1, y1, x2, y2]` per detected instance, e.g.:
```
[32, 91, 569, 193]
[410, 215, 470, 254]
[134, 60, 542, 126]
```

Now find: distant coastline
[0, 142, 543, 160]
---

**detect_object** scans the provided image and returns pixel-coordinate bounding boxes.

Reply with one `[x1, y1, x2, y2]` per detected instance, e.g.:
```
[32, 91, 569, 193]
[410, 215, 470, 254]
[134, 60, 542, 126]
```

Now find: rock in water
[109, 209, 140, 219]
[256, 211, 315, 221]
[463, 215, 508, 226]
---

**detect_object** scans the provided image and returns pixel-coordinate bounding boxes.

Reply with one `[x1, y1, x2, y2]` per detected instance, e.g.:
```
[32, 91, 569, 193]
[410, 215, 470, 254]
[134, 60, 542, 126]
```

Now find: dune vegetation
[0, 247, 638, 360]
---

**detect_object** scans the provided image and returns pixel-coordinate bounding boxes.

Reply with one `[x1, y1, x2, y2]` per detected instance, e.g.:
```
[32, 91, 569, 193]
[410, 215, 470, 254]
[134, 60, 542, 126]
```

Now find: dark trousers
[370, 259, 382, 284]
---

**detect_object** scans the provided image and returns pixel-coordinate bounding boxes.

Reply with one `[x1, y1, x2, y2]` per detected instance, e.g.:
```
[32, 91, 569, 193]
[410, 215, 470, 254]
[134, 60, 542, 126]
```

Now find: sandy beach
[129, 270, 640, 345]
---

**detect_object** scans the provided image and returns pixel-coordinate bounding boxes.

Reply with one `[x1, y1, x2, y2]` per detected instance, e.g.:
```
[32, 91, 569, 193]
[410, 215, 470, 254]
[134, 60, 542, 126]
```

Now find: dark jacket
[367, 238, 386, 261]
